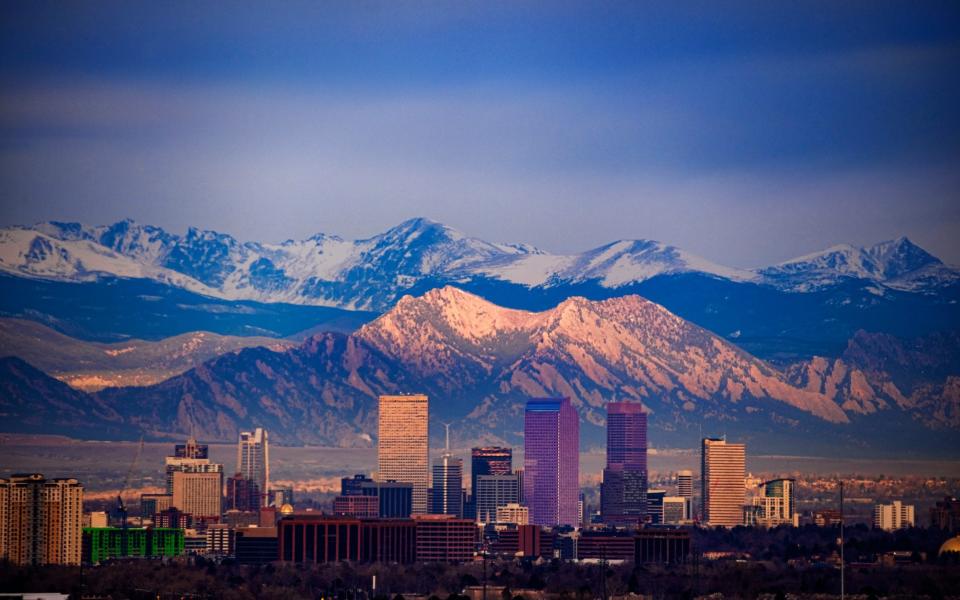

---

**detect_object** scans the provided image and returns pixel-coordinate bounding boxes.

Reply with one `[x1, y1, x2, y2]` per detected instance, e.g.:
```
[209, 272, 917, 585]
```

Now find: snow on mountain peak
[760, 237, 950, 291]
[359, 287, 850, 424]
[0, 218, 952, 309]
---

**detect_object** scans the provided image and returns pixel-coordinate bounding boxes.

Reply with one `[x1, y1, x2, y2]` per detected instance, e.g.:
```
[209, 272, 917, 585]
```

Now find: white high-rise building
[701, 438, 746, 527]
[378, 394, 430, 514]
[677, 469, 693, 523]
[874, 501, 915, 531]
[237, 428, 269, 506]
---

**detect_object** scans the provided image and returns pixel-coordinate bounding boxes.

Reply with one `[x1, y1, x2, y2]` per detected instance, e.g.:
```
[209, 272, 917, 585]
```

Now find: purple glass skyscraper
[600, 401, 648, 525]
[523, 397, 580, 527]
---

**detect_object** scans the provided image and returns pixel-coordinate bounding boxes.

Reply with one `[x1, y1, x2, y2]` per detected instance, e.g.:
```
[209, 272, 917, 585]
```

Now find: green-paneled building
[82, 527, 184, 563]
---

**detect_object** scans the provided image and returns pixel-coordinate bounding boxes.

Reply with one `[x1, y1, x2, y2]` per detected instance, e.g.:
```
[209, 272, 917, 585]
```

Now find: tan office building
[378, 394, 429, 514]
[172, 468, 223, 520]
[701, 438, 746, 527]
[0, 474, 84, 565]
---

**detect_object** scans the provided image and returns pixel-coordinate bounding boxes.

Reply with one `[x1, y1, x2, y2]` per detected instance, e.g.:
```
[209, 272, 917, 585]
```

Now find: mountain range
[2, 218, 958, 360]
[1, 218, 956, 310]
[2, 287, 957, 455]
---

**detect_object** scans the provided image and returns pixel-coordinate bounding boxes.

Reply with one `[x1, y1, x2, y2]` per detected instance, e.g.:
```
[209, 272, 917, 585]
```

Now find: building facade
[635, 528, 691, 564]
[333, 495, 380, 518]
[430, 454, 463, 517]
[82, 527, 184, 563]
[523, 397, 580, 527]
[341, 474, 374, 496]
[495, 503, 529, 525]
[874, 500, 915, 531]
[226, 473, 261, 513]
[278, 516, 417, 564]
[0, 474, 84, 566]
[475, 475, 520, 524]
[172, 468, 223, 520]
[237, 428, 269, 507]
[701, 438, 746, 527]
[361, 481, 414, 518]
[414, 515, 477, 563]
[600, 401, 647, 525]
[662, 496, 688, 524]
[746, 478, 797, 527]
[378, 394, 429, 514]
[470, 447, 512, 496]
[677, 469, 693, 521]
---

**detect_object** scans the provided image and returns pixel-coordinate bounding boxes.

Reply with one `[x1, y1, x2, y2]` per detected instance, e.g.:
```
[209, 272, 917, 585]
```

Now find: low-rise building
[635, 528, 691, 564]
[82, 527, 184, 564]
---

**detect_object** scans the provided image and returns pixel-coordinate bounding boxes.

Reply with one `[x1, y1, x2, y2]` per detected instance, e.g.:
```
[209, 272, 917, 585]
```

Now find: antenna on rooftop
[441, 422, 453, 452]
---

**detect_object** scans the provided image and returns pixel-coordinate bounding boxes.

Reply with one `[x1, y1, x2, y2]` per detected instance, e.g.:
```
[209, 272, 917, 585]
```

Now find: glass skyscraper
[470, 446, 512, 497]
[237, 428, 269, 507]
[523, 397, 579, 526]
[600, 401, 648, 525]
[430, 454, 463, 517]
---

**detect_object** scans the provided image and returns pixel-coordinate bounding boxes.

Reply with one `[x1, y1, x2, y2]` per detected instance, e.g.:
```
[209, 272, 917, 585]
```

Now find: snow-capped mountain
[759, 237, 957, 292]
[1, 218, 956, 312]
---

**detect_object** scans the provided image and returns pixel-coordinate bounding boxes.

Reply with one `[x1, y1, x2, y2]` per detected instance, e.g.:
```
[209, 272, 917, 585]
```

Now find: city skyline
[1, 2, 957, 595]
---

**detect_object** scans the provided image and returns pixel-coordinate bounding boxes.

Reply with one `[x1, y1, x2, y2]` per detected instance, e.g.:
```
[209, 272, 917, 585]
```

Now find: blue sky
[1, 1, 958, 266]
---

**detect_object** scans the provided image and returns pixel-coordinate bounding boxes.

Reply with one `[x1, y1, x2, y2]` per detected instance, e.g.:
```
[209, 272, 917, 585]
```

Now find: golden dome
[280, 503, 294, 515]
[939, 535, 960, 556]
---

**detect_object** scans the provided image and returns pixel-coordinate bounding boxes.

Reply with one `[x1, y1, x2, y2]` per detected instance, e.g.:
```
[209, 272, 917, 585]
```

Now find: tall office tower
[172, 466, 224, 520]
[237, 428, 269, 507]
[225, 473, 261, 512]
[701, 438, 746, 527]
[523, 397, 580, 527]
[471, 447, 513, 497]
[175, 437, 208, 459]
[0, 474, 83, 566]
[677, 470, 693, 522]
[475, 475, 521, 524]
[874, 500, 915, 531]
[430, 455, 464, 517]
[600, 402, 648, 525]
[378, 394, 429, 514]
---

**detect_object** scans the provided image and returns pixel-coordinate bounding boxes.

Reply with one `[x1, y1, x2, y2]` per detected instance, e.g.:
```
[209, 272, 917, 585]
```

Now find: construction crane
[115, 436, 145, 530]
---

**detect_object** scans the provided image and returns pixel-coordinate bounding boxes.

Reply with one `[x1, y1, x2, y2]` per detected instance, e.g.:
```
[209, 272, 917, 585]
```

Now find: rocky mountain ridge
[2, 287, 956, 453]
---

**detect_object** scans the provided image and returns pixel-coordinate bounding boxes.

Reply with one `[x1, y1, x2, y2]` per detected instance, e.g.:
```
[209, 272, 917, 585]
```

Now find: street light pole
[840, 480, 845, 600]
